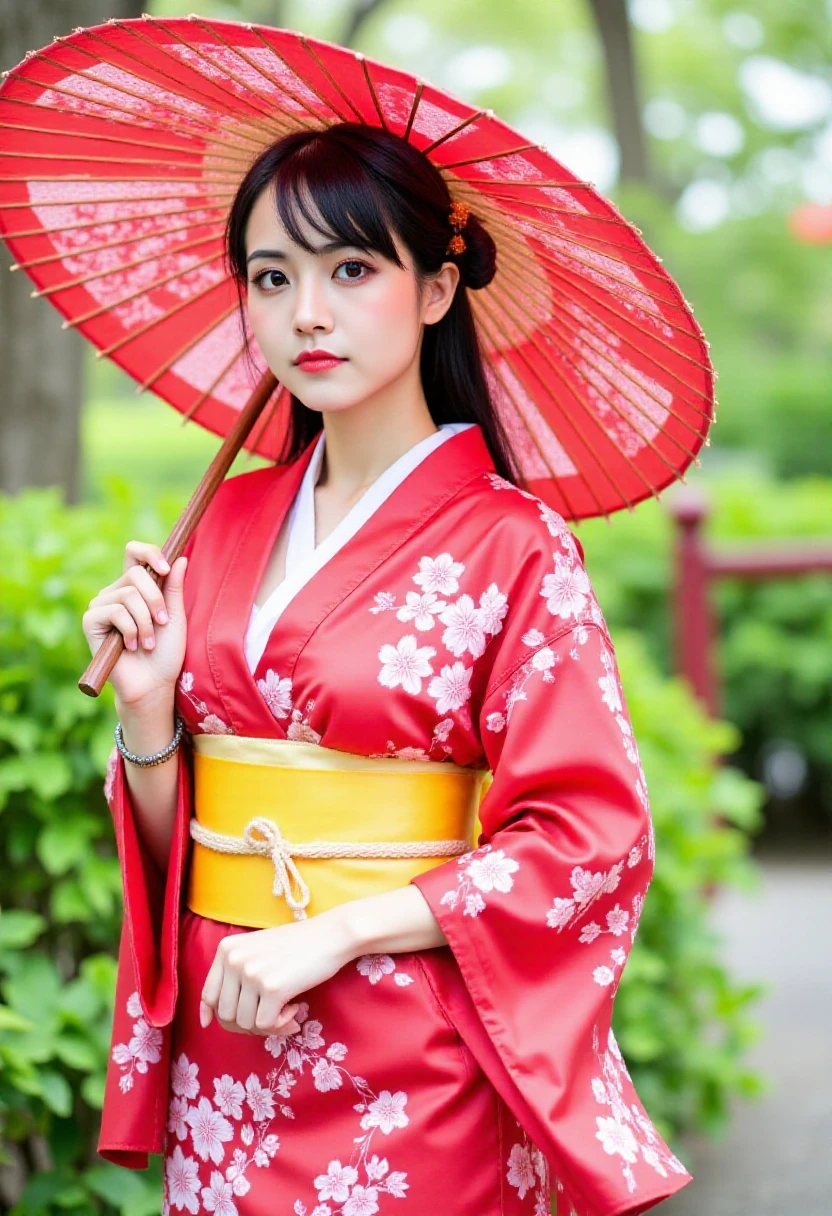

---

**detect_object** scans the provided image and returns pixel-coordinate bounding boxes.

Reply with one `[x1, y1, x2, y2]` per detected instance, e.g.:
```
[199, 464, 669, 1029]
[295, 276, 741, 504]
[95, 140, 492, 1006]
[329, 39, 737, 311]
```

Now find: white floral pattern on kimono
[437, 844, 520, 919]
[372, 552, 507, 740]
[590, 1024, 689, 1195]
[355, 955, 415, 988]
[162, 1002, 411, 1216]
[506, 1119, 552, 1216]
[111, 990, 163, 1093]
[179, 672, 234, 736]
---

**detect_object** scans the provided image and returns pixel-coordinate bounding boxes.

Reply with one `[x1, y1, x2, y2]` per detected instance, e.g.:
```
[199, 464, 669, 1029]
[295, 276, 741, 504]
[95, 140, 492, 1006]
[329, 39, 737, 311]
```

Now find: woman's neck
[315, 383, 438, 499]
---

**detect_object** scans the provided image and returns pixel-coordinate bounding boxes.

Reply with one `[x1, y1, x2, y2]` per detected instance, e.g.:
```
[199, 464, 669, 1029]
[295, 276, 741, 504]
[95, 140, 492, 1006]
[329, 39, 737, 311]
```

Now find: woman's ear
[422, 261, 461, 326]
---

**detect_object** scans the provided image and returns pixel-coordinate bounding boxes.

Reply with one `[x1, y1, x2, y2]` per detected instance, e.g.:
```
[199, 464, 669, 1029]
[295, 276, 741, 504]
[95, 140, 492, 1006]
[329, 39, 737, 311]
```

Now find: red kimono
[98, 423, 692, 1216]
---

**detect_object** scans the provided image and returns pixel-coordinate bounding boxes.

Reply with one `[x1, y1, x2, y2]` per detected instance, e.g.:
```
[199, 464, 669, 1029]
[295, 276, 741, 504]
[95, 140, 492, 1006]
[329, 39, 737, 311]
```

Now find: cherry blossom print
[313, 1160, 358, 1203]
[483, 469, 582, 560]
[104, 743, 118, 805]
[201, 1170, 239, 1214]
[277, 1009, 411, 1216]
[438, 594, 488, 659]
[506, 1120, 551, 1216]
[467, 848, 520, 895]
[212, 1076, 245, 1120]
[483, 632, 564, 735]
[161, 1032, 298, 1211]
[286, 699, 322, 744]
[256, 668, 294, 721]
[369, 591, 397, 615]
[545, 860, 627, 934]
[353, 951, 399, 992]
[377, 635, 436, 695]
[373, 717, 457, 761]
[360, 1089, 409, 1134]
[592, 947, 628, 990]
[439, 843, 519, 918]
[178, 671, 234, 735]
[372, 555, 504, 755]
[172, 1052, 201, 1100]
[395, 590, 447, 631]
[111, 990, 163, 1093]
[412, 552, 465, 596]
[590, 1024, 689, 1194]
[426, 661, 472, 715]
[187, 1096, 235, 1164]
[477, 583, 509, 637]
[545, 833, 653, 992]
[165, 1144, 201, 1213]
[597, 637, 652, 812]
[168, 1096, 191, 1143]
[540, 552, 592, 621]
[506, 1142, 536, 1198]
[535, 500, 580, 553]
[355, 955, 415, 988]
[579, 903, 631, 944]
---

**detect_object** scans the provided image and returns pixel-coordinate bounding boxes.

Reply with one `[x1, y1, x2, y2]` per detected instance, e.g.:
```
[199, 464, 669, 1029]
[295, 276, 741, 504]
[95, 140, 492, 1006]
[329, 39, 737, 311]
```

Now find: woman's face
[243, 187, 459, 415]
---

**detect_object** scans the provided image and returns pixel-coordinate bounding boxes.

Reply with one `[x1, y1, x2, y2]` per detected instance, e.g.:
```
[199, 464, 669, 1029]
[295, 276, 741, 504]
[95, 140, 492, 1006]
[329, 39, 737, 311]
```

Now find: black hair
[225, 121, 520, 481]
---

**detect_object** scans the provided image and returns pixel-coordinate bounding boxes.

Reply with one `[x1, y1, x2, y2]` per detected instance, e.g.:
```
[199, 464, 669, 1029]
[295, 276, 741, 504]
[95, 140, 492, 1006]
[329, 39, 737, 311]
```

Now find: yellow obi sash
[186, 735, 492, 930]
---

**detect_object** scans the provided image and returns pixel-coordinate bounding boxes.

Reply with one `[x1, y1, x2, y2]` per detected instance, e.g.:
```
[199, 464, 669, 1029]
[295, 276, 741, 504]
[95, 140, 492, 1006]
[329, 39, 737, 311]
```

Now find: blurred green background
[1, 1, 830, 1213]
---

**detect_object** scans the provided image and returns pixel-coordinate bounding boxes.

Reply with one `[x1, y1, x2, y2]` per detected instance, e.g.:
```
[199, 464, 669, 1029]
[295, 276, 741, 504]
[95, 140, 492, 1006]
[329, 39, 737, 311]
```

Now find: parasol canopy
[0, 15, 716, 522]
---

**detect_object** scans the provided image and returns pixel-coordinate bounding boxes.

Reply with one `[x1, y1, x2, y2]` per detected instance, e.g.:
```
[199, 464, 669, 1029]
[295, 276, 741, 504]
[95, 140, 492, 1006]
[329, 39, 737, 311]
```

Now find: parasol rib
[78, 370, 278, 697]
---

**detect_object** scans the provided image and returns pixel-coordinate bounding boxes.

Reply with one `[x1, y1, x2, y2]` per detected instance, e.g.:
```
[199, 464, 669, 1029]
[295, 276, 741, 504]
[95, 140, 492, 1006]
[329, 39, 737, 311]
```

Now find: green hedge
[577, 471, 832, 823]
[0, 483, 764, 1213]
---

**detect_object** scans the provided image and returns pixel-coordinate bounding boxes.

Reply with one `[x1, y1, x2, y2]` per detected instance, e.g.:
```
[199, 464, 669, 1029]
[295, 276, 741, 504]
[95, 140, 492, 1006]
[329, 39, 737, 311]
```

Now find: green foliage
[0, 485, 167, 1214]
[0, 482, 764, 1207]
[577, 471, 832, 817]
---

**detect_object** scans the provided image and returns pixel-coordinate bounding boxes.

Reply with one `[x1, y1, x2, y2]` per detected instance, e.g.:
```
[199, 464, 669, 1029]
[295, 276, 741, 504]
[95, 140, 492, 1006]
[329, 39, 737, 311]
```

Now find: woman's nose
[292, 274, 334, 335]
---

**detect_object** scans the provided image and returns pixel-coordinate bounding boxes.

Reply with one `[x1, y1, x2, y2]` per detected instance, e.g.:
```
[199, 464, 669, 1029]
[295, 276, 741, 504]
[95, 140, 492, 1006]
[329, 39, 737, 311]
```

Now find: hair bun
[459, 213, 497, 290]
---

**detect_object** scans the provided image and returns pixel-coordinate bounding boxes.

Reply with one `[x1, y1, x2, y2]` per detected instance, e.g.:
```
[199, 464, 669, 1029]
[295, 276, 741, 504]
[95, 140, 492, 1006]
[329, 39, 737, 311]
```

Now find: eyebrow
[246, 240, 361, 265]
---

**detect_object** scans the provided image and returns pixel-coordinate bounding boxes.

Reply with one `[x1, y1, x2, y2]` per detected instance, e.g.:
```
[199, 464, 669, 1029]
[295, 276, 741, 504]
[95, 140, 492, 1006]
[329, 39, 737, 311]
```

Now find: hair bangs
[272, 139, 403, 268]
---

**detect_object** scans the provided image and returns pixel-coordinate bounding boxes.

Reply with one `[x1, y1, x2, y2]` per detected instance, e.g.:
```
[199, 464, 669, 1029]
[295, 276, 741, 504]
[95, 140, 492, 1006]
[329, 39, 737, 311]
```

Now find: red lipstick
[294, 349, 347, 372]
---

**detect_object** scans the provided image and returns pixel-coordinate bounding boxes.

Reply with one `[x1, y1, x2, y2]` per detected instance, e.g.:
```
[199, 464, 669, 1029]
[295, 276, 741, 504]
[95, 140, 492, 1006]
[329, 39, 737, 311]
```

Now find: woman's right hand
[82, 541, 189, 708]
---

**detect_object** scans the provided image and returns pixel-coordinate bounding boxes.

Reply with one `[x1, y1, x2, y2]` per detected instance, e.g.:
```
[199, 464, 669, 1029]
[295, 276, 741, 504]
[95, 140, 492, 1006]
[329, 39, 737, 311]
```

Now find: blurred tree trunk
[0, 0, 143, 504]
[340, 0, 392, 48]
[586, 0, 650, 184]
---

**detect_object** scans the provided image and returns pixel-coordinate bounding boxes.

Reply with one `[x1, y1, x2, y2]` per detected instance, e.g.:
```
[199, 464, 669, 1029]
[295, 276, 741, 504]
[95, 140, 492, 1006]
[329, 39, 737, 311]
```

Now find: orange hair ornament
[446, 200, 470, 255]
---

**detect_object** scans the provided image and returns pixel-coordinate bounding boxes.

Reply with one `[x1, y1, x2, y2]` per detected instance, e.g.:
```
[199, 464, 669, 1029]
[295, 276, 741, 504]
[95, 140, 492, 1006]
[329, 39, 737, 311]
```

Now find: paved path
[662, 850, 832, 1216]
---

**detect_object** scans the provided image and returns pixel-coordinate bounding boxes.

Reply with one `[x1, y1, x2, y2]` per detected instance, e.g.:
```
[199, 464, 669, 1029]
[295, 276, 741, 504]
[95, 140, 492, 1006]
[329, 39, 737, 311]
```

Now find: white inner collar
[244, 422, 476, 674]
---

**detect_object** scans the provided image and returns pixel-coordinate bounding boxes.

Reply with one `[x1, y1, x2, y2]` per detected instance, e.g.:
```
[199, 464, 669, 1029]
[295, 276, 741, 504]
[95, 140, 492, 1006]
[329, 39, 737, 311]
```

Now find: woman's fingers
[234, 985, 260, 1032]
[124, 539, 170, 577]
[83, 601, 141, 652]
[124, 563, 170, 626]
[216, 968, 242, 1026]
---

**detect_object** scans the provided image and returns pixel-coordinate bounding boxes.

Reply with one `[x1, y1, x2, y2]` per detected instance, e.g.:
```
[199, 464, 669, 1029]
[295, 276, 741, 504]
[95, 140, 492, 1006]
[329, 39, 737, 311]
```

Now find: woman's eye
[335, 260, 370, 281]
[252, 269, 286, 291]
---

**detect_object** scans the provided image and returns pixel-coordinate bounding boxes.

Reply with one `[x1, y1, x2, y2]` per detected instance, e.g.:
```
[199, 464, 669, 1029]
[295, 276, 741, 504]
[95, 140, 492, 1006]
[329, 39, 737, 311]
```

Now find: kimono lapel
[206, 436, 319, 737]
[251, 424, 497, 686]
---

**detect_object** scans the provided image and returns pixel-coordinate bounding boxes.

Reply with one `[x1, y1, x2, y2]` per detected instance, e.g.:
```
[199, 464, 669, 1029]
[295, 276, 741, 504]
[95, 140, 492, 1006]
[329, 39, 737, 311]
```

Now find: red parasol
[0, 16, 716, 691]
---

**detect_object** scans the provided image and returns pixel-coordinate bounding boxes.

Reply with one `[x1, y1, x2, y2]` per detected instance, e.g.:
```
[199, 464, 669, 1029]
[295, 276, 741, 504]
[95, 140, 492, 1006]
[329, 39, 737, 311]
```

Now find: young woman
[85, 123, 692, 1216]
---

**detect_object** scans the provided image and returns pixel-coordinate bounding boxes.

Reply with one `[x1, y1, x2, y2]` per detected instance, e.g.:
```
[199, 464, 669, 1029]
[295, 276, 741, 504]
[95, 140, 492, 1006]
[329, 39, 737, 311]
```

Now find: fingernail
[158, 609, 168, 624]
[160, 561, 170, 573]
[199, 1005, 209, 1028]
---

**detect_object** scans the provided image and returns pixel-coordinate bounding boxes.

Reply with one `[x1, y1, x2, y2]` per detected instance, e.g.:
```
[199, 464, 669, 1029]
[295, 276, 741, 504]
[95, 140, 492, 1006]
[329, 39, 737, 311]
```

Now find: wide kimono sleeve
[97, 535, 198, 1169]
[410, 516, 693, 1216]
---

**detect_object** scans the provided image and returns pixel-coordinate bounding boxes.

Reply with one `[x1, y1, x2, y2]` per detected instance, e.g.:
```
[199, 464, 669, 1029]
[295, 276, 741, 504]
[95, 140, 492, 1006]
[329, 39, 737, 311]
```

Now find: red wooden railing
[668, 486, 832, 717]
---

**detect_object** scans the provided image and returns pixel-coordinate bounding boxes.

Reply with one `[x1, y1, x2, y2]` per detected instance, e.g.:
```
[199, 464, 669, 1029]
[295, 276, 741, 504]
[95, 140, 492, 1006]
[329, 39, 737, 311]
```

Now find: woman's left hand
[199, 910, 354, 1037]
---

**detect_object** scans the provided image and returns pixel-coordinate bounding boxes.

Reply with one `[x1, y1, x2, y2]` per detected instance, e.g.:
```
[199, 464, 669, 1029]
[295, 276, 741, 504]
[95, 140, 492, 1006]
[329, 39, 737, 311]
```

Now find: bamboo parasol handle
[78, 371, 279, 698]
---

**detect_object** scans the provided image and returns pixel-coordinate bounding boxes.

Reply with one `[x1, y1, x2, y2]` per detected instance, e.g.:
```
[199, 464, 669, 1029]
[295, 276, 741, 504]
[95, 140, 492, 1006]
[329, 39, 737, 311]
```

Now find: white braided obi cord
[189, 816, 473, 921]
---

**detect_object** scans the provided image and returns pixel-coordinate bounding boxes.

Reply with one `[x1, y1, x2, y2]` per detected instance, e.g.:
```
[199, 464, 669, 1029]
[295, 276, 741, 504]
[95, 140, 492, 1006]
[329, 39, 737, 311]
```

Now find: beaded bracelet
[115, 712, 186, 768]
